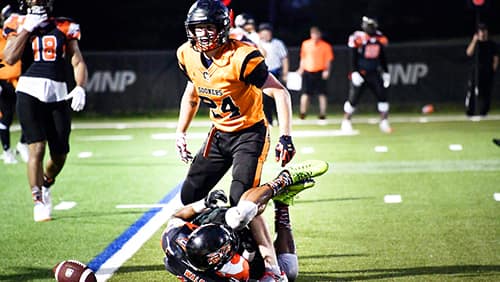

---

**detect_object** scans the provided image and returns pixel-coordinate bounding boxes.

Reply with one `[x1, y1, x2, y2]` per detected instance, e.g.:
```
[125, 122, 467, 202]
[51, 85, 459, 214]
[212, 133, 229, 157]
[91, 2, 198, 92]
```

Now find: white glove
[23, 7, 48, 32]
[382, 72, 391, 88]
[351, 71, 364, 87]
[176, 132, 193, 163]
[66, 86, 86, 111]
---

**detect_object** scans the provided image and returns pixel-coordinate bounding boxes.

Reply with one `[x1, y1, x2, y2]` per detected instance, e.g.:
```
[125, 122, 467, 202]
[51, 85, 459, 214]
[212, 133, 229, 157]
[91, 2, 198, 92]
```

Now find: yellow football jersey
[177, 39, 267, 132]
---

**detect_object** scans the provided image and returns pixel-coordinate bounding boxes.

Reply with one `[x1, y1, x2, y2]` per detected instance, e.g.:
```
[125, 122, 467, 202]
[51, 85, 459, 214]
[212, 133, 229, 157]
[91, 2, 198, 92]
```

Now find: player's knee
[343, 101, 355, 114]
[377, 102, 389, 113]
[278, 253, 298, 281]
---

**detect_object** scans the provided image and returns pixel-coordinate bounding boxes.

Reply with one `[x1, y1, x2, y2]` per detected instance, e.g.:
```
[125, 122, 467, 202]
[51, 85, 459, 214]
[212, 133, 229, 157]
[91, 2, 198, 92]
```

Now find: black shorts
[16, 91, 71, 154]
[302, 71, 327, 95]
[180, 121, 270, 206]
[0, 80, 17, 126]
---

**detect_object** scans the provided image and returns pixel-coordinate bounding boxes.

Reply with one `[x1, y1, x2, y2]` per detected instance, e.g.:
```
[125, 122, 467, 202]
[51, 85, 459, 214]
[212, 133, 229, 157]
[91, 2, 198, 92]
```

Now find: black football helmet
[185, 0, 230, 52]
[361, 16, 378, 35]
[234, 13, 255, 28]
[19, 0, 54, 14]
[185, 223, 238, 271]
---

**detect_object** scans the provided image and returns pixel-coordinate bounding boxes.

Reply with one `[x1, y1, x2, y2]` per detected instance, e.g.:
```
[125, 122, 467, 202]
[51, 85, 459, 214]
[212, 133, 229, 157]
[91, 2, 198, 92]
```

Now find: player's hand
[23, 7, 47, 32]
[66, 86, 86, 112]
[176, 132, 193, 163]
[205, 189, 227, 209]
[275, 135, 295, 167]
[382, 72, 391, 88]
[351, 71, 364, 87]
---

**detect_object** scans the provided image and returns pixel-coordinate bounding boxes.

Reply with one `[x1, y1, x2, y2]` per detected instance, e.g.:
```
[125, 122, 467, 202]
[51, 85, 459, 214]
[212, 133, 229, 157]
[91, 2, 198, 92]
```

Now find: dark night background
[4, 0, 498, 51]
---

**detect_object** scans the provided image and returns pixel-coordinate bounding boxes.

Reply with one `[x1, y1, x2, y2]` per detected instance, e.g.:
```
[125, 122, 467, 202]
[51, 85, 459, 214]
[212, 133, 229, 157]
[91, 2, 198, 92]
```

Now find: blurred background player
[175, 0, 295, 279]
[259, 22, 289, 126]
[465, 22, 499, 117]
[3, 0, 88, 222]
[297, 26, 334, 120]
[341, 16, 392, 133]
[161, 160, 329, 281]
[0, 4, 28, 164]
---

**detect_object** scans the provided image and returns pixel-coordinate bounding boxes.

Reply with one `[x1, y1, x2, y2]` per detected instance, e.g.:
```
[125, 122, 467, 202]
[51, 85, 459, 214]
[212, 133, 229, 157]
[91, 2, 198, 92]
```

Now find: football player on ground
[3, 0, 88, 222]
[161, 160, 329, 281]
[174, 0, 296, 280]
[341, 16, 393, 133]
[0, 4, 28, 164]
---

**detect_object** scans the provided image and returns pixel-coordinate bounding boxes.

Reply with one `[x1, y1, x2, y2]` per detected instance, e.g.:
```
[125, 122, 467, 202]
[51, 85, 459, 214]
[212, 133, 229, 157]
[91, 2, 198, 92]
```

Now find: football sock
[43, 175, 55, 188]
[32, 186, 42, 202]
[274, 202, 291, 231]
[267, 171, 293, 196]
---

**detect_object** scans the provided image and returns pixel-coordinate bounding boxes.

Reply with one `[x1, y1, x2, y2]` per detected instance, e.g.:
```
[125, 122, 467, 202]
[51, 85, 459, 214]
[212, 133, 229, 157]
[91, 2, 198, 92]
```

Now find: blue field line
[86, 182, 183, 272]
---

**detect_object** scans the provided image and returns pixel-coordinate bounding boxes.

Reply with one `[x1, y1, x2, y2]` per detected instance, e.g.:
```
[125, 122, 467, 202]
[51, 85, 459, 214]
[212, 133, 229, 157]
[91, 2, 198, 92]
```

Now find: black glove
[204, 189, 228, 209]
[275, 135, 296, 167]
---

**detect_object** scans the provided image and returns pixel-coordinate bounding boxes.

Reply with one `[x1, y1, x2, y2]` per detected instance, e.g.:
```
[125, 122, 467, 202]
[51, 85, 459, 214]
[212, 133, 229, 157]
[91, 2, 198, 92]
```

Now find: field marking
[54, 201, 77, 210]
[151, 129, 359, 140]
[331, 160, 500, 174]
[116, 204, 169, 209]
[77, 135, 133, 141]
[384, 195, 402, 203]
[374, 146, 388, 153]
[448, 144, 463, 151]
[89, 183, 183, 282]
[8, 114, 500, 132]
[494, 193, 500, 201]
[78, 152, 93, 158]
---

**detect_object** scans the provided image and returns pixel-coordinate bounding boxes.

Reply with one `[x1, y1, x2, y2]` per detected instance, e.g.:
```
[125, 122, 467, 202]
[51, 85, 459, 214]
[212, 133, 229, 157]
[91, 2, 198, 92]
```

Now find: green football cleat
[285, 160, 329, 185]
[273, 178, 316, 205]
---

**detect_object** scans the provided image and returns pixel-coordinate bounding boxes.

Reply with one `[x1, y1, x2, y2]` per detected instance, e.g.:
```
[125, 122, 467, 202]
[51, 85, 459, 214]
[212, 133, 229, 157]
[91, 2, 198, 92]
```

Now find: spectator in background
[234, 13, 266, 57]
[341, 16, 392, 133]
[465, 23, 499, 117]
[297, 26, 334, 120]
[3, 0, 88, 222]
[259, 22, 289, 126]
[0, 4, 28, 164]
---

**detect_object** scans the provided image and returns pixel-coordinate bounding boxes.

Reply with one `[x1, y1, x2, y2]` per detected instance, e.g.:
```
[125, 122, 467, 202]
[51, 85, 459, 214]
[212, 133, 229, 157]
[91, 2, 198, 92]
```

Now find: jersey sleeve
[239, 50, 268, 88]
[56, 19, 81, 40]
[176, 42, 191, 81]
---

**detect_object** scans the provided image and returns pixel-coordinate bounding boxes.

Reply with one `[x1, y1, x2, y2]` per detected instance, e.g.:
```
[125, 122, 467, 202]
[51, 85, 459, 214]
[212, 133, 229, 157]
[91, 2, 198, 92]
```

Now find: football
[53, 260, 97, 282]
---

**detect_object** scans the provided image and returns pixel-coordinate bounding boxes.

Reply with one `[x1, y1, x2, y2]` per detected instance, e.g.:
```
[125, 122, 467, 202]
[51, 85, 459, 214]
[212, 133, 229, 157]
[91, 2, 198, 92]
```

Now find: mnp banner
[79, 41, 498, 114]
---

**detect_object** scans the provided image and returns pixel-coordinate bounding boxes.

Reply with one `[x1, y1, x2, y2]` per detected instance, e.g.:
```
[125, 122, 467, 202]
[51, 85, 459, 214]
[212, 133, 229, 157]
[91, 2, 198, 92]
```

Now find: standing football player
[0, 4, 28, 164]
[3, 0, 88, 222]
[174, 0, 296, 280]
[341, 16, 392, 133]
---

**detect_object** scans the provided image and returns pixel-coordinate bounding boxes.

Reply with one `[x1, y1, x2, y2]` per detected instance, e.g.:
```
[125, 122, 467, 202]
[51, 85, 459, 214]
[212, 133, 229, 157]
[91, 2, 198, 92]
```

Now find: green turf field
[1, 113, 499, 282]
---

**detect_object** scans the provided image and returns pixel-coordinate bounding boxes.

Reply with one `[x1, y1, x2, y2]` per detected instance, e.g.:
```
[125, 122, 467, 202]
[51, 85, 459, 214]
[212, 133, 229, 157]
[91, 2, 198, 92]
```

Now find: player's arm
[67, 40, 88, 87]
[262, 73, 292, 136]
[466, 33, 478, 57]
[172, 190, 227, 221]
[3, 31, 30, 65]
[176, 81, 199, 134]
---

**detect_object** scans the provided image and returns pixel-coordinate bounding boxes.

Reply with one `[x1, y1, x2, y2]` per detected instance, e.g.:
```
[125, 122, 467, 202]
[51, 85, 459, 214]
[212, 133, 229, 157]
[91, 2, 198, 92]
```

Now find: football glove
[351, 71, 364, 87]
[275, 135, 295, 167]
[66, 86, 86, 112]
[23, 7, 47, 32]
[204, 189, 228, 209]
[382, 72, 391, 88]
[176, 132, 193, 163]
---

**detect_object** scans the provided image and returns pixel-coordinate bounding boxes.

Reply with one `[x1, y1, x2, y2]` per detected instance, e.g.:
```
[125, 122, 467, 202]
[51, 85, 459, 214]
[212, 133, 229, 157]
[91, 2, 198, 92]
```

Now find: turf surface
[1, 113, 499, 281]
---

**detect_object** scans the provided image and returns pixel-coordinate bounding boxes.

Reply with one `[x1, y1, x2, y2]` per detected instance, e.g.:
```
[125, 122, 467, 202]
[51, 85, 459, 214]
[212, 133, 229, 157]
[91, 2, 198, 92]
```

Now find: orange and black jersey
[3, 15, 81, 82]
[348, 30, 388, 73]
[177, 39, 268, 133]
